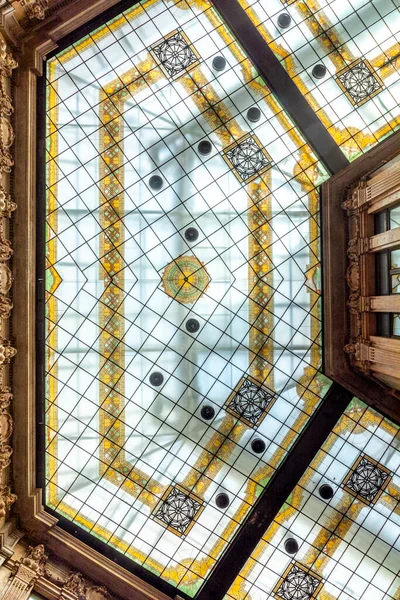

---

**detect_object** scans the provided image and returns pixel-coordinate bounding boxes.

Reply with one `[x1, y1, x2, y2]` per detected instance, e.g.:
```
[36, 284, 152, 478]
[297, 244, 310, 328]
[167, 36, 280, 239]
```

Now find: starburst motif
[152, 486, 204, 537]
[337, 60, 382, 106]
[161, 255, 211, 305]
[225, 376, 275, 427]
[151, 30, 199, 79]
[274, 563, 322, 600]
[343, 455, 391, 503]
[224, 134, 272, 183]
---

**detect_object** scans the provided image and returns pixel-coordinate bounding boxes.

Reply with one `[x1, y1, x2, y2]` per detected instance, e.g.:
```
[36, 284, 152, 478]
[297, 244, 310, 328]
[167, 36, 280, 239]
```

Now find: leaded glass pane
[391, 249, 400, 270]
[45, 0, 330, 593]
[393, 314, 400, 336]
[390, 206, 400, 229]
[391, 274, 400, 294]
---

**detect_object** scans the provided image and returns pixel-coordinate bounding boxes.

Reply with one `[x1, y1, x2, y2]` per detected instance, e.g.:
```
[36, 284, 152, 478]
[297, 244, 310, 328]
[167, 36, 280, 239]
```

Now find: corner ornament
[20, 0, 49, 20]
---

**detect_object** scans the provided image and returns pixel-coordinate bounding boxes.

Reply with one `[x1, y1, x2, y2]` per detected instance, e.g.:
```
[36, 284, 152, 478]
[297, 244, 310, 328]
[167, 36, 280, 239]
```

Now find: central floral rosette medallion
[161, 255, 211, 304]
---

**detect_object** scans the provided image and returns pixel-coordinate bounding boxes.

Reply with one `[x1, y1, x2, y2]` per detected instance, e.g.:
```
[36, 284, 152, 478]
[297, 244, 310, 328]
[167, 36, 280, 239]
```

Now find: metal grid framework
[226, 398, 400, 600]
[238, 0, 400, 160]
[43, 0, 332, 596]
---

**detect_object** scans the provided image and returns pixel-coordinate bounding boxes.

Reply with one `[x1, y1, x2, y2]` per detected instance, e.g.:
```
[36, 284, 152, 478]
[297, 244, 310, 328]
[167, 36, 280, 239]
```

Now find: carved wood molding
[322, 129, 400, 422]
[0, 542, 116, 600]
[342, 152, 400, 395]
[0, 34, 17, 538]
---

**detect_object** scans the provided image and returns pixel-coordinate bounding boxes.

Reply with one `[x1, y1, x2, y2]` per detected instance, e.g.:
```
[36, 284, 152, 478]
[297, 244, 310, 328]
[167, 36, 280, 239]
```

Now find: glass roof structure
[41, 0, 399, 598]
[239, 0, 400, 161]
[226, 398, 400, 600]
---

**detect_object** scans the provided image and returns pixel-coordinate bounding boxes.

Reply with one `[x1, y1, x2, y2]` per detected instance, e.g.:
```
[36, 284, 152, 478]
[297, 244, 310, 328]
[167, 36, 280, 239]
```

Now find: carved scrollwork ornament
[346, 261, 360, 293]
[20, 0, 49, 20]
[348, 292, 360, 314]
[0, 235, 12, 262]
[0, 117, 14, 174]
[344, 339, 358, 358]
[0, 337, 17, 364]
[347, 238, 359, 261]
[0, 184, 16, 217]
[0, 293, 12, 318]
[0, 484, 16, 518]
[0, 143, 13, 174]
[0, 39, 18, 78]
[64, 571, 86, 596]
[0, 89, 12, 118]
[0, 405, 13, 442]
[0, 442, 12, 469]
[0, 261, 12, 294]
[342, 181, 368, 214]
[86, 586, 112, 600]
[0, 386, 12, 410]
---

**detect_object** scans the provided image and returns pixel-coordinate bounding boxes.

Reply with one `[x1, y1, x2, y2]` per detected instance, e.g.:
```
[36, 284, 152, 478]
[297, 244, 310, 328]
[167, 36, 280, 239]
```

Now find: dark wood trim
[197, 384, 353, 600]
[322, 129, 400, 424]
[211, 0, 349, 175]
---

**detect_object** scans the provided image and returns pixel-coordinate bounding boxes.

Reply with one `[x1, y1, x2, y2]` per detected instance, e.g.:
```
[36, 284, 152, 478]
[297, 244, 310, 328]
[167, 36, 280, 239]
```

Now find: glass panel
[393, 314, 400, 336]
[45, 0, 331, 593]
[238, 0, 400, 161]
[226, 398, 400, 600]
[391, 249, 400, 269]
[391, 274, 400, 294]
[374, 210, 387, 235]
[390, 206, 400, 229]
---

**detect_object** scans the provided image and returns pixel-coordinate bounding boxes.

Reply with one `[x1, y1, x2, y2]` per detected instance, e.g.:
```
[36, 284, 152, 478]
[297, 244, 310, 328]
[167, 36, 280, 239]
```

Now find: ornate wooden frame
[322, 129, 400, 424]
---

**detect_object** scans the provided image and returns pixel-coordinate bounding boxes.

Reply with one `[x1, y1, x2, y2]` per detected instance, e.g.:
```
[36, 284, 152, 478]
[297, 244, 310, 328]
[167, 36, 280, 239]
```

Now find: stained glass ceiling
[239, 0, 400, 160]
[42, 0, 398, 598]
[226, 398, 400, 600]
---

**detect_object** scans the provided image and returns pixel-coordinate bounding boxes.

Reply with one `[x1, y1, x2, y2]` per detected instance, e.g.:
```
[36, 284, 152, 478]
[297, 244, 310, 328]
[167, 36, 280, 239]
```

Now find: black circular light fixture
[312, 63, 327, 79]
[149, 371, 164, 386]
[200, 405, 215, 420]
[251, 438, 266, 454]
[149, 174, 163, 190]
[215, 492, 230, 509]
[186, 318, 200, 333]
[212, 55, 226, 72]
[198, 140, 212, 156]
[277, 12, 292, 28]
[319, 483, 334, 500]
[185, 227, 199, 242]
[284, 538, 299, 554]
[247, 106, 261, 123]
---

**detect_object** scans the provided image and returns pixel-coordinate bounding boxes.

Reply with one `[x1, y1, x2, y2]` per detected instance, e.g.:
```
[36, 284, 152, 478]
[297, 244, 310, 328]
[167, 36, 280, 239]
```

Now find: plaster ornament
[0, 185, 16, 217]
[20, 0, 48, 20]
[0, 262, 12, 294]
[0, 484, 16, 518]
[0, 39, 18, 77]
[0, 338, 17, 364]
